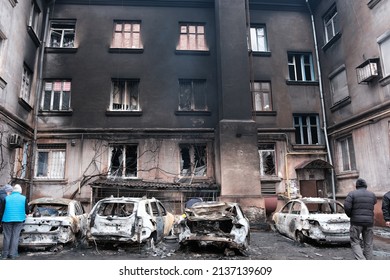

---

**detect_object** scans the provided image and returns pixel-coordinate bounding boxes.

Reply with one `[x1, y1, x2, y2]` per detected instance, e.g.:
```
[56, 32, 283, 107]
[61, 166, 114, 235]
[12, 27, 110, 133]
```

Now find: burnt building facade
[4, 0, 375, 223]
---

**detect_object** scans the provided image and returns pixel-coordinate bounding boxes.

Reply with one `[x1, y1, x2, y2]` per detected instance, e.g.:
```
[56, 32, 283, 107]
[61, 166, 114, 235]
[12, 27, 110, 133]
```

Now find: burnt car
[272, 197, 350, 244]
[86, 196, 175, 246]
[177, 201, 250, 255]
[19, 197, 88, 250]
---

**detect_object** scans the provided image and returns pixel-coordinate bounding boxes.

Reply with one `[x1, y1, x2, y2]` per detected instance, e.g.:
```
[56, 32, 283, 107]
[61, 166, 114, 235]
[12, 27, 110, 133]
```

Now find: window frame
[249, 25, 268, 52]
[178, 79, 207, 112]
[108, 144, 138, 179]
[251, 81, 272, 112]
[35, 144, 66, 180]
[179, 143, 207, 178]
[288, 52, 315, 82]
[378, 31, 390, 78]
[329, 65, 349, 105]
[20, 64, 32, 103]
[258, 143, 276, 177]
[109, 79, 140, 111]
[177, 22, 208, 52]
[112, 21, 143, 49]
[41, 80, 72, 112]
[293, 114, 321, 145]
[48, 20, 76, 48]
[323, 4, 340, 44]
[338, 135, 356, 172]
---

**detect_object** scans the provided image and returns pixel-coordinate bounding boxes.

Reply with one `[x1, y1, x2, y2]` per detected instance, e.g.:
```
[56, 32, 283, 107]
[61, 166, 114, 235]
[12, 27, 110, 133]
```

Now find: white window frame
[41, 80, 71, 111]
[35, 144, 66, 179]
[112, 21, 142, 49]
[108, 144, 138, 178]
[293, 114, 321, 145]
[110, 79, 140, 111]
[323, 5, 339, 44]
[378, 31, 390, 77]
[250, 25, 268, 52]
[288, 53, 315, 81]
[20, 65, 32, 102]
[258, 144, 276, 176]
[177, 23, 208, 51]
[49, 21, 76, 48]
[252, 81, 272, 111]
[338, 135, 356, 172]
[178, 79, 207, 111]
[329, 65, 349, 105]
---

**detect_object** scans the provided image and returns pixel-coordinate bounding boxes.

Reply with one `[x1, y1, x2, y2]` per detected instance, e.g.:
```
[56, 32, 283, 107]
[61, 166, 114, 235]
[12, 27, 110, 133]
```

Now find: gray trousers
[2, 222, 24, 258]
[349, 224, 374, 260]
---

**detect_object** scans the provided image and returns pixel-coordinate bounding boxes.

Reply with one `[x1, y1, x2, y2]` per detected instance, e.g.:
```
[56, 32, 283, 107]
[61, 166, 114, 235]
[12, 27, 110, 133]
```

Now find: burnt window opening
[258, 144, 276, 176]
[110, 79, 140, 111]
[178, 79, 207, 111]
[109, 144, 138, 178]
[180, 144, 207, 177]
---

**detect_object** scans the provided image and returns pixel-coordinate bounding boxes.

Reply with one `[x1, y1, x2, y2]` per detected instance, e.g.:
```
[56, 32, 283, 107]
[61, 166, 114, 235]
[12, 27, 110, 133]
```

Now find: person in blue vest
[1, 184, 28, 259]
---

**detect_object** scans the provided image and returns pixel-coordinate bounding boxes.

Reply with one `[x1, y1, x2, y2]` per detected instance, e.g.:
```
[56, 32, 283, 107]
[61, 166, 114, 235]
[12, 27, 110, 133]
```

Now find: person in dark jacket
[344, 178, 377, 260]
[1, 184, 28, 259]
[0, 184, 14, 233]
[382, 191, 390, 227]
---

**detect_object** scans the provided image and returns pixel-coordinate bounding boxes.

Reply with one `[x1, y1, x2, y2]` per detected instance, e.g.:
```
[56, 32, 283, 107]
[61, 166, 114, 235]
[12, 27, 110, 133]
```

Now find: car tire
[295, 231, 306, 244]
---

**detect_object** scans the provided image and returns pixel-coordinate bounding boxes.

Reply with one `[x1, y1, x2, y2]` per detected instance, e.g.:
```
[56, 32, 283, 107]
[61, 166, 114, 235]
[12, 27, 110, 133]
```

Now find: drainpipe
[29, 1, 55, 201]
[306, 0, 336, 200]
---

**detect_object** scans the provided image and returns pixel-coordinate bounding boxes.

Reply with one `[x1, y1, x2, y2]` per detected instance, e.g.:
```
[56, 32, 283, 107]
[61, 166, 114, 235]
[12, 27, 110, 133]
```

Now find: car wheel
[295, 231, 306, 244]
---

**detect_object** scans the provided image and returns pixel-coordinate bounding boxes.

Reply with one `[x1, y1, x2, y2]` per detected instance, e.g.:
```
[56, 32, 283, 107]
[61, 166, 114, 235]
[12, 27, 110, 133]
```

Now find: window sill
[322, 32, 342, 52]
[254, 111, 277, 116]
[45, 47, 78, 54]
[38, 110, 73, 116]
[260, 176, 281, 182]
[175, 50, 210, 56]
[367, 0, 381, 9]
[109, 48, 144, 54]
[34, 179, 68, 184]
[27, 26, 41, 48]
[330, 96, 351, 112]
[292, 144, 326, 150]
[335, 170, 359, 180]
[251, 51, 271, 57]
[379, 75, 390, 86]
[286, 80, 319, 86]
[175, 110, 211, 116]
[18, 97, 33, 112]
[105, 110, 143, 116]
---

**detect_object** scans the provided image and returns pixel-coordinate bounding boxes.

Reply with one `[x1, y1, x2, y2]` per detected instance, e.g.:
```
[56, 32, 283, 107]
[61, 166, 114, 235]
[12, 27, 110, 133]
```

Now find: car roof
[29, 197, 75, 205]
[190, 201, 238, 208]
[95, 196, 155, 204]
[289, 197, 339, 204]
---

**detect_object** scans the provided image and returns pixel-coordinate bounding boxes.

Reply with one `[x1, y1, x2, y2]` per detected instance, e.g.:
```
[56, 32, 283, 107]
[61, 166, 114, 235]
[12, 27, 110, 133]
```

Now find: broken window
[293, 114, 321, 145]
[112, 21, 142, 49]
[14, 142, 30, 179]
[110, 79, 140, 111]
[252, 81, 272, 111]
[49, 21, 75, 48]
[41, 80, 71, 111]
[249, 25, 268, 52]
[178, 79, 207, 111]
[109, 144, 138, 178]
[339, 135, 356, 171]
[180, 144, 207, 177]
[97, 202, 135, 217]
[177, 23, 208, 51]
[20, 64, 32, 102]
[258, 144, 276, 176]
[35, 144, 66, 179]
[288, 52, 315, 81]
[323, 4, 339, 44]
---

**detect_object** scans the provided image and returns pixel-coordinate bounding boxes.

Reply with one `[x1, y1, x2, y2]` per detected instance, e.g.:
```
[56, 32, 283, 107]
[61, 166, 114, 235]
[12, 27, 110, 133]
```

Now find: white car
[272, 197, 350, 244]
[86, 196, 175, 246]
[19, 197, 88, 249]
[178, 201, 250, 255]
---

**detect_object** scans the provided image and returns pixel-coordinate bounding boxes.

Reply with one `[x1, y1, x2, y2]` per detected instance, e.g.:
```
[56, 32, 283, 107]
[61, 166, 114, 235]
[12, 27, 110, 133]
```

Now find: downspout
[245, 0, 255, 119]
[29, 1, 55, 201]
[306, 0, 336, 200]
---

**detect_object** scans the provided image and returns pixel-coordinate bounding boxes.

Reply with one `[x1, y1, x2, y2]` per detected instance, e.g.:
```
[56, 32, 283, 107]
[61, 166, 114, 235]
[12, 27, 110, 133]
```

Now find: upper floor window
[41, 80, 71, 111]
[109, 144, 138, 178]
[378, 32, 390, 77]
[28, 1, 41, 35]
[338, 135, 356, 172]
[293, 114, 321, 145]
[49, 21, 75, 48]
[179, 143, 207, 177]
[258, 144, 276, 176]
[288, 53, 315, 82]
[110, 79, 140, 111]
[250, 25, 268, 52]
[323, 5, 340, 44]
[20, 65, 32, 102]
[35, 143, 66, 179]
[177, 23, 208, 51]
[178, 79, 207, 111]
[112, 21, 142, 49]
[329, 66, 349, 105]
[251, 81, 272, 111]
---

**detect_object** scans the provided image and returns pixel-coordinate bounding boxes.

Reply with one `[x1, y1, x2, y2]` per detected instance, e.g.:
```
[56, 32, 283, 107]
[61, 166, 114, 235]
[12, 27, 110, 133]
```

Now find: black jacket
[382, 191, 390, 222]
[344, 187, 377, 226]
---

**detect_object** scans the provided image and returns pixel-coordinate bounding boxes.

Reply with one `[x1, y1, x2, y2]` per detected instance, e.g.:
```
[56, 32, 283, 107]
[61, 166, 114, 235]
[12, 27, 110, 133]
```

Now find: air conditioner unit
[9, 133, 23, 148]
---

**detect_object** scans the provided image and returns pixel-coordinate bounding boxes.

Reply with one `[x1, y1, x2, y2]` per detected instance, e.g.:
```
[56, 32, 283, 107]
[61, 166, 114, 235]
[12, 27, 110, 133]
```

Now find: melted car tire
[295, 231, 306, 244]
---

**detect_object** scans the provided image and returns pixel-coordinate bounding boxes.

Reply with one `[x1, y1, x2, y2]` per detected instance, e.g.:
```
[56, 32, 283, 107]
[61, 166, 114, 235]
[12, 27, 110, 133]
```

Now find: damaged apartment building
[1, 0, 389, 225]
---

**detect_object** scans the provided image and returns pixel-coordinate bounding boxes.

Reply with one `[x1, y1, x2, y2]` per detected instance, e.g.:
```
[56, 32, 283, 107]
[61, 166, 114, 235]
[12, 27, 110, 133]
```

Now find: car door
[157, 201, 174, 235]
[275, 202, 292, 235]
[150, 201, 164, 242]
[74, 202, 88, 236]
[283, 201, 302, 239]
